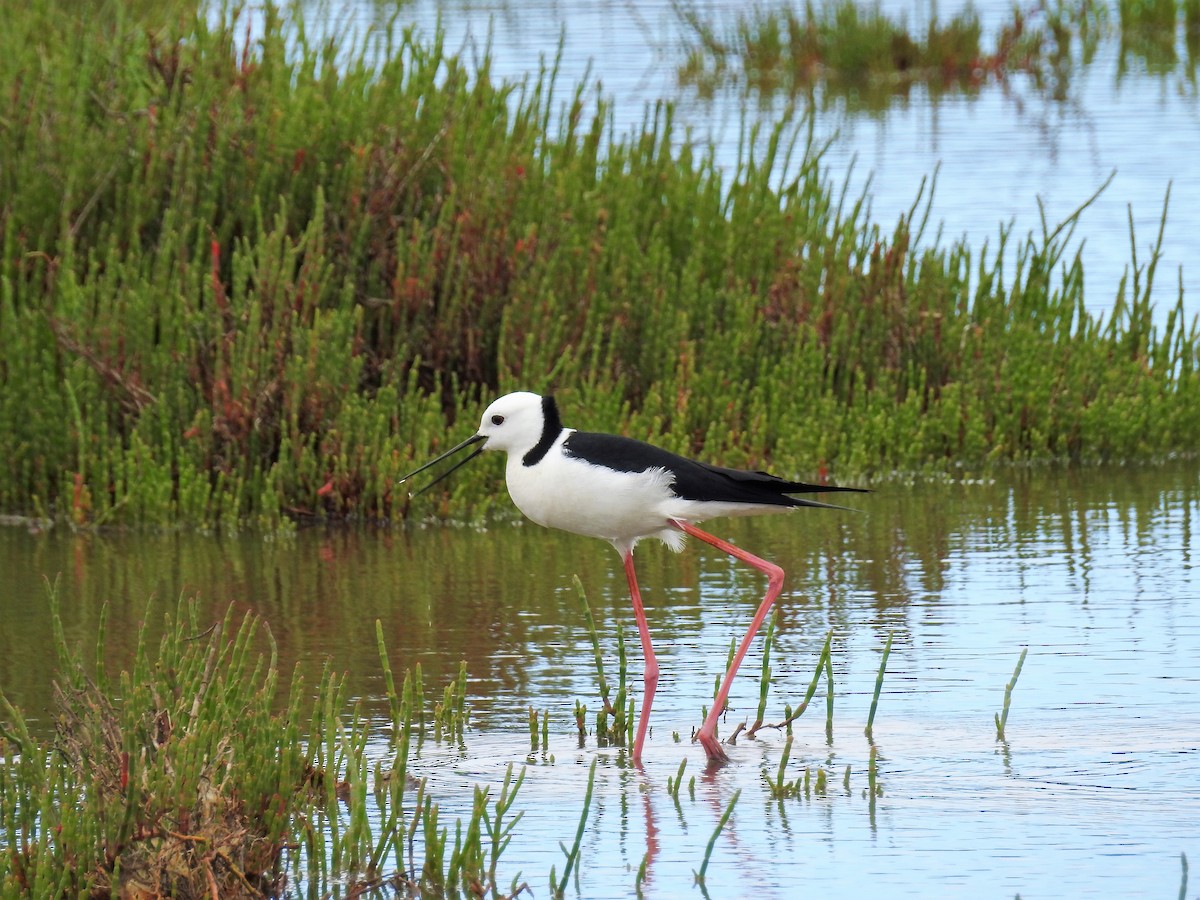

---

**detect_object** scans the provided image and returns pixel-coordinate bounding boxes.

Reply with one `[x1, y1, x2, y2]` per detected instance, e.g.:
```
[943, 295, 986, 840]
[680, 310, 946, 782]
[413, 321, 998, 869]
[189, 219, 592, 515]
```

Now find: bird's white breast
[504, 439, 678, 547]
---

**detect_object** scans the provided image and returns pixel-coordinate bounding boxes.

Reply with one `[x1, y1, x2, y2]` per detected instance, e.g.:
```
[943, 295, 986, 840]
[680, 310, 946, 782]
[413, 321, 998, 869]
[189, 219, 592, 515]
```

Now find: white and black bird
[400, 391, 866, 764]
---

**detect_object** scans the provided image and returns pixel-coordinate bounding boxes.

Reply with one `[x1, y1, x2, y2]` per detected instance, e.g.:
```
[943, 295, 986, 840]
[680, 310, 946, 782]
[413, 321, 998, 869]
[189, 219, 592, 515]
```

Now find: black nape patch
[522, 395, 563, 466]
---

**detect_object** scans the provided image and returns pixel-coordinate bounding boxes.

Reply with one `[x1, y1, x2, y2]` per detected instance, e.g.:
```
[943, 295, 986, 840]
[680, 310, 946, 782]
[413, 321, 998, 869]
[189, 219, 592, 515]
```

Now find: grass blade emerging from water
[668, 756, 688, 800]
[576, 575, 613, 711]
[551, 757, 598, 897]
[866, 632, 893, 739]
[696, 789, 741, 889]
[747, 610, 778, 738]
[995, 646, 1029, 740]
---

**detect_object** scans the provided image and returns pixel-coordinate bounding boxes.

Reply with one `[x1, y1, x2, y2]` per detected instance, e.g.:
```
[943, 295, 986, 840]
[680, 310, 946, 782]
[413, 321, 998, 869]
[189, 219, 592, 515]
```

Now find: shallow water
[3, 462, 1197, 897]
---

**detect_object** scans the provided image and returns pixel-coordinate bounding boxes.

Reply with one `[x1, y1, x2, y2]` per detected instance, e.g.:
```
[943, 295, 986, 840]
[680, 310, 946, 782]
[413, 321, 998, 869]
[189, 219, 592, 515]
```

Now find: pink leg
[624, 551, 659, 763]
[673, 520, 785, 764]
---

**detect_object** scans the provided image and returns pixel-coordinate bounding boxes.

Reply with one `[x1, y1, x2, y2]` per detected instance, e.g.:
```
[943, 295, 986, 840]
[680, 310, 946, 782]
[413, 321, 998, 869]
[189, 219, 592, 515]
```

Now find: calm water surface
[3, 463, 1197, 897]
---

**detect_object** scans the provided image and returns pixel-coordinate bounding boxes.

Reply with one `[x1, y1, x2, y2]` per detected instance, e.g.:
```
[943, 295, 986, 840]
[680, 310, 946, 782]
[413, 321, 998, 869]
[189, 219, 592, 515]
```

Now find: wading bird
[400, 392, 865, 764]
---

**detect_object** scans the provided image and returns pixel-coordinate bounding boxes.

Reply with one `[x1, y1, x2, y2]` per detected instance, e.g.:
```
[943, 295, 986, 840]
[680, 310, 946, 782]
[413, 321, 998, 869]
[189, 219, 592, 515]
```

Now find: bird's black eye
[491, 415, 505, 426]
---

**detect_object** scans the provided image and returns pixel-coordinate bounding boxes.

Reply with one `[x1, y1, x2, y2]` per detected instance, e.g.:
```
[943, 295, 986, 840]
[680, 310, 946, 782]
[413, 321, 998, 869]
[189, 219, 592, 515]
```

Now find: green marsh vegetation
[0, 589, 531, 897]
[0, 0, 1197, 532]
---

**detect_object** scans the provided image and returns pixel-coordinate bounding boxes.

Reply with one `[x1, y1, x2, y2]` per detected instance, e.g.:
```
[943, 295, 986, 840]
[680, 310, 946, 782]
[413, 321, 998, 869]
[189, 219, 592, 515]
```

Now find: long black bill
[399, 433, 486, 498]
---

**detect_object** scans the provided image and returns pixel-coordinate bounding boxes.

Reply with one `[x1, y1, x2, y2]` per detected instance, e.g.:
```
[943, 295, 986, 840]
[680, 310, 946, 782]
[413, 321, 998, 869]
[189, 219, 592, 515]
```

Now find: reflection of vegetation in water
[1119, 0, 1200, 74]
[676, 0, 1196, 108]
[677, 0, 993, 109]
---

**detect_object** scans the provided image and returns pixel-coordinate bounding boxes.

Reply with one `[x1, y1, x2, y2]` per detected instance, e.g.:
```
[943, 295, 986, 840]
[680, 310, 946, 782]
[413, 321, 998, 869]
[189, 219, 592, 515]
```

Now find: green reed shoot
[762, 735, 831, 801]
[750, 629, 835, 736]
[406, 777, 430, 878]
[866, 632, 893, 739]
[449, 784, 489, 893]
[576, 576, 636, 748]
[573, 699, 587, 742]
[716, 637, 737, 715]
[376, 619, 423, 774]
[668, 757, 689, 800]
[824, 638, 836, 740]
[369, 762, 405, 873]
[749, 610, 778, 736]
[377, 619, 404, 727]
[421, 794, 446, 893]
[801, 630, 834, 727]
[483, 763, 527, 889]
[455, 662, 470, 727]
[434, 660, 470, 742]
[696, 789, 741, 888]
[613, 625, 631, 746]
[995, 647, 1029, 740]
[763, 733, 798, 799]
[575, 576, 613, 711]
[617, 626, 630, 718]
[594, 624, 630, 747]
[414, 664, 427, 735]
[551, 758, 598, 897]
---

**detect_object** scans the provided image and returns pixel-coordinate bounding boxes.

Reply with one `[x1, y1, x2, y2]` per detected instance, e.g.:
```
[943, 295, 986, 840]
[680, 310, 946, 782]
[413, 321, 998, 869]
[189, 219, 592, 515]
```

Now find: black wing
[562, 431, 867, 508]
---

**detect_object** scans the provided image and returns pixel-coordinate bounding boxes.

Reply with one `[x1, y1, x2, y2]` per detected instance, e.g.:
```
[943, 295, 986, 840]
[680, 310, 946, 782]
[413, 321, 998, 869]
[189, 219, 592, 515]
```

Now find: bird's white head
[399, 391, 563, 496]
[476, 391, 555, 455]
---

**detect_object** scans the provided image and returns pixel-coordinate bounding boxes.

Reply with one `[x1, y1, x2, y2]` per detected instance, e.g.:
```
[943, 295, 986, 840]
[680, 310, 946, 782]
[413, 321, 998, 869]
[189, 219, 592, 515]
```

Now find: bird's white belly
[505, 455, 677, 545]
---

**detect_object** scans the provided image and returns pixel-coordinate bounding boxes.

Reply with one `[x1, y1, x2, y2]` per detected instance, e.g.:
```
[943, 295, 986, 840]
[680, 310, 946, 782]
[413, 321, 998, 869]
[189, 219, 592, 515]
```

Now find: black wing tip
[784, 497, 860, 510]
[771, 479, 870, 496]
[804, 484, 871, 494]
[764, 484, 869, 508]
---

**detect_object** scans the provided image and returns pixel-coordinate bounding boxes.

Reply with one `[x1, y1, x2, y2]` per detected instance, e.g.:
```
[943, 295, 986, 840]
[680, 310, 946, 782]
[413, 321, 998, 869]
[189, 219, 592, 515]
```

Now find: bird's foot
[695, 729, 730, 766]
